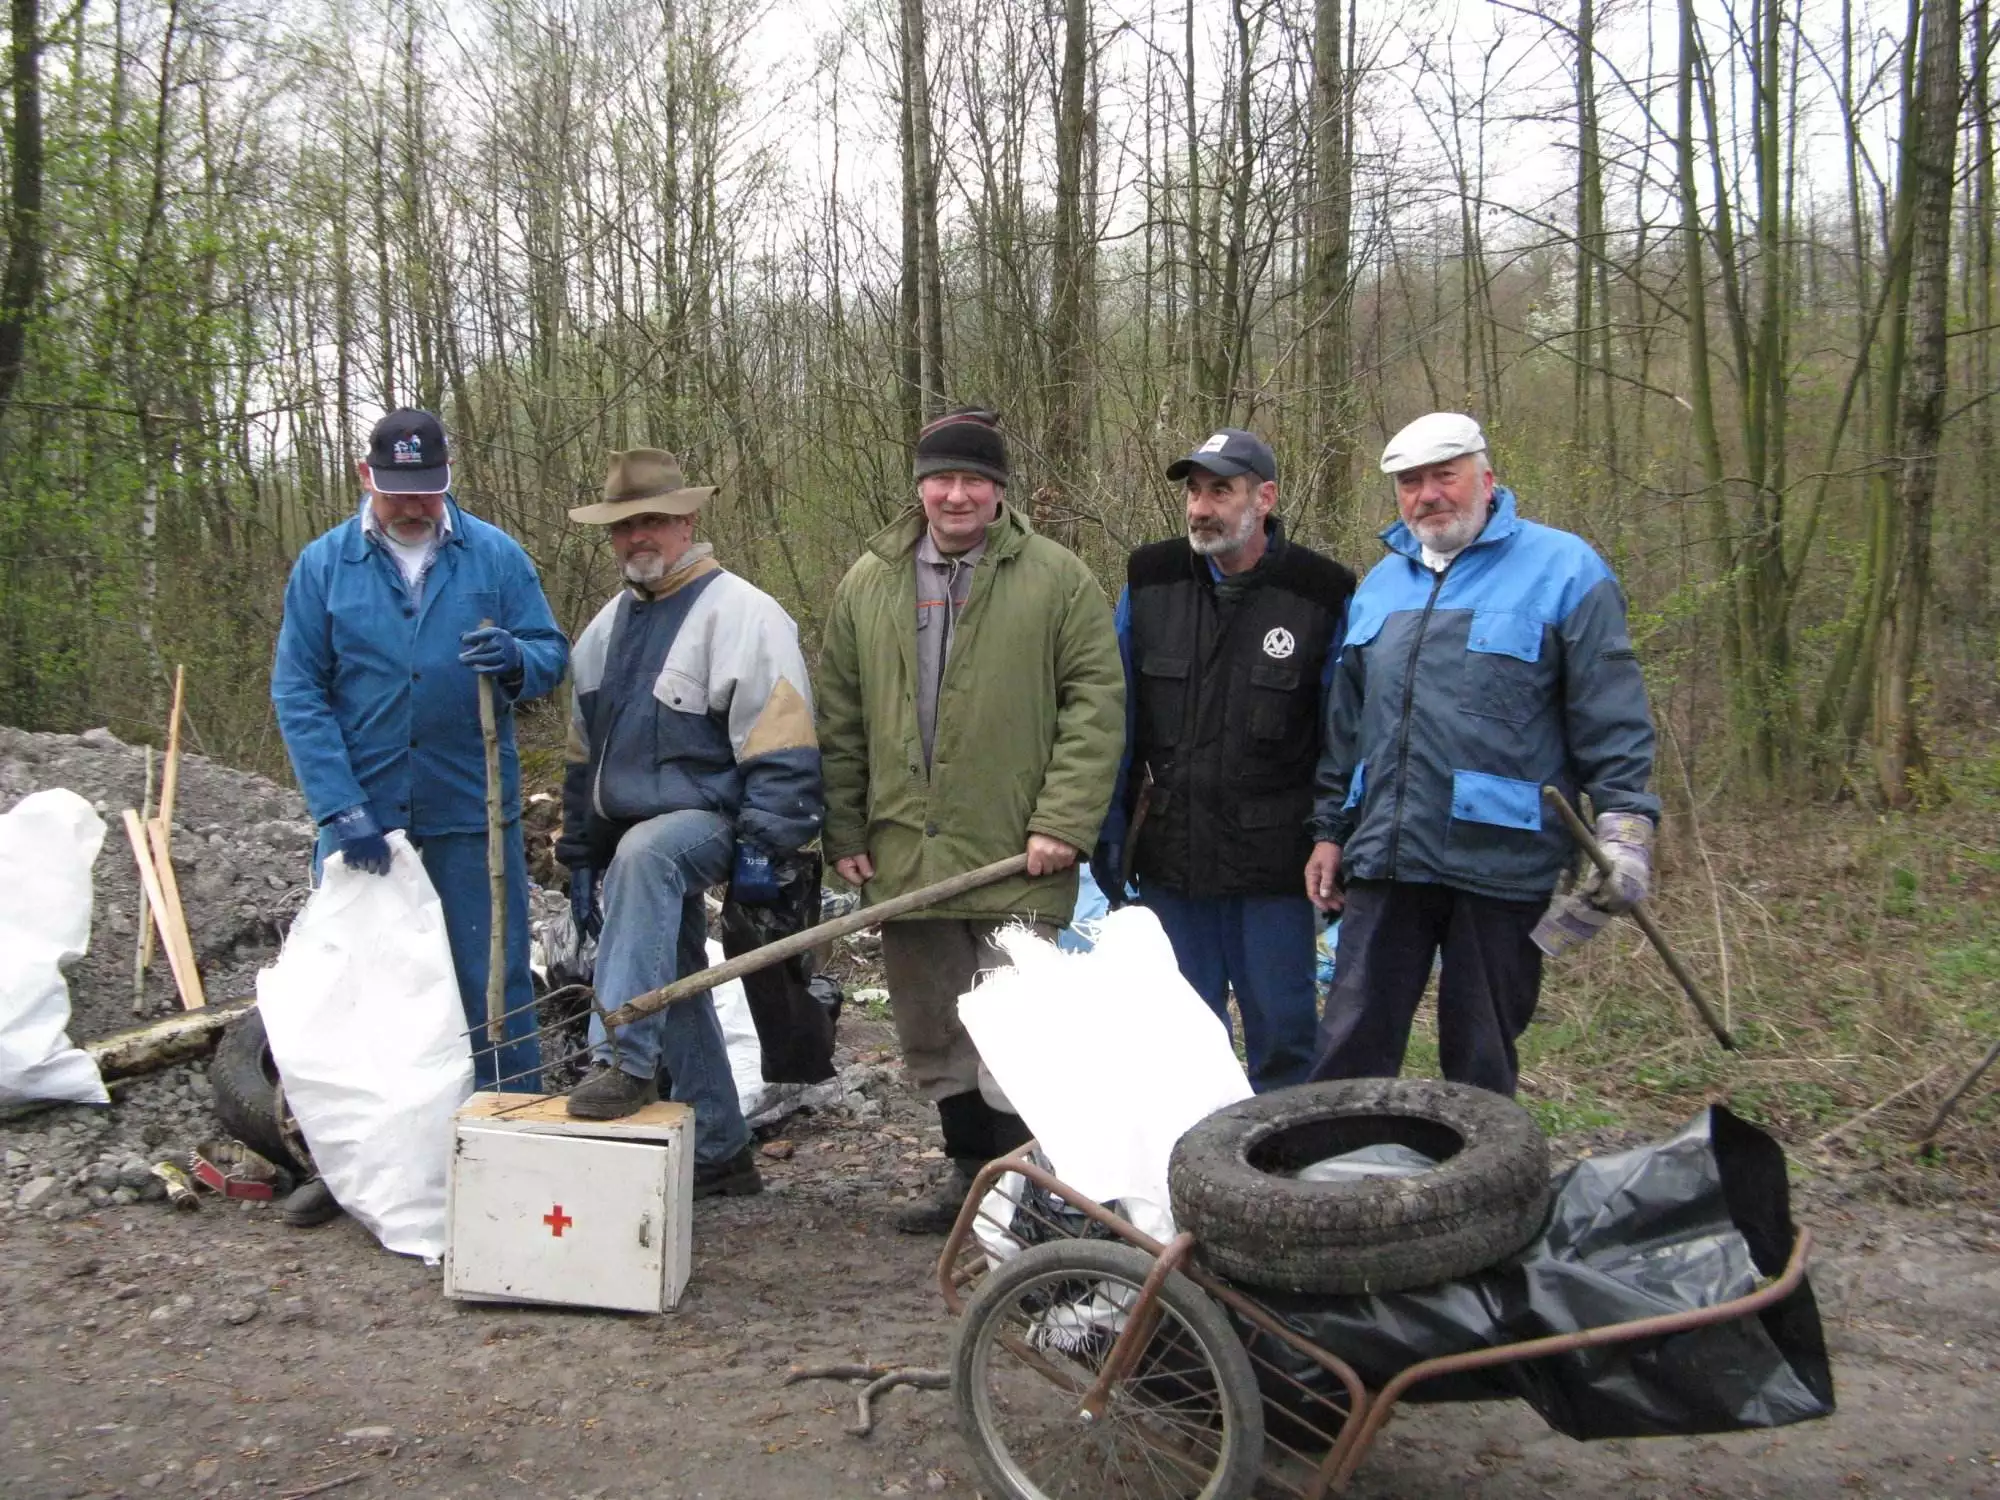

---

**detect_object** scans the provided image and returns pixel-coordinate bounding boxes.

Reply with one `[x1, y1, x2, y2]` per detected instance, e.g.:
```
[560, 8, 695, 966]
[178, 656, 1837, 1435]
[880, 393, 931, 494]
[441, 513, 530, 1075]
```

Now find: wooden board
[122, 811, 203, 1012]
[455, 1091, 693, 1143]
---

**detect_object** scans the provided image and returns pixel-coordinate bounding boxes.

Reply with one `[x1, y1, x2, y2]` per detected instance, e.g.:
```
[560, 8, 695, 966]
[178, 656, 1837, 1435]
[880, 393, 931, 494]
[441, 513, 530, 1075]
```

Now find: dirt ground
[6, 726, 2000, 1499]
[5, 1011, 2000, 1500]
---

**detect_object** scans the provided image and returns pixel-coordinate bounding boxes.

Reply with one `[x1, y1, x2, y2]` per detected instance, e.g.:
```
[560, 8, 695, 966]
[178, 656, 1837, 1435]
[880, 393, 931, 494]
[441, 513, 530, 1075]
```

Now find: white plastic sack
[0, 789, 110, 1107]
[706, 938, 827, 1129]
[957, 906, 1253, 1241]
[257, 833, 473, 1259]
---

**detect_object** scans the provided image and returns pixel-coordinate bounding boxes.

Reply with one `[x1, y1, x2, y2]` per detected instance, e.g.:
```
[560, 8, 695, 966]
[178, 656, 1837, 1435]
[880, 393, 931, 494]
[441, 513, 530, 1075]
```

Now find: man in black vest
[1093, 429, 1356, 1091]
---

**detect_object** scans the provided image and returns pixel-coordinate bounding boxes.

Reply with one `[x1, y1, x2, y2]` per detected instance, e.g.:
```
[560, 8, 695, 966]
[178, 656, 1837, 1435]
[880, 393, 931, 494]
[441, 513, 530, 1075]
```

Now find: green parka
[818, 503, 1124, 923]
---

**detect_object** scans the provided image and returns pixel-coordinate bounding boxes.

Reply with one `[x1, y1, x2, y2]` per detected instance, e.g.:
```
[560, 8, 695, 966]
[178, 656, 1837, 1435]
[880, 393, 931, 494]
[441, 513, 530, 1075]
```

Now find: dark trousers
[1140, 889, 1320, 1092]
[1310, 880, 1547, 1097]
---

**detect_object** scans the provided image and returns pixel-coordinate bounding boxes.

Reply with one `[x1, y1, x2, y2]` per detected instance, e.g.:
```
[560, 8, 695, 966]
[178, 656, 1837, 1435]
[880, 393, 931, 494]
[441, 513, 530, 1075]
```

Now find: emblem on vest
[1262, 627, 1296, 660]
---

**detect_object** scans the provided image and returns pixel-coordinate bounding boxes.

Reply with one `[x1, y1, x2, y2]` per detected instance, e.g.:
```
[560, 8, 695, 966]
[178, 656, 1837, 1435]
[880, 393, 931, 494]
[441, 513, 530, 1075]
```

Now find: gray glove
[1581, 812, 1653, 914]
[1532, 813, 1655, 958]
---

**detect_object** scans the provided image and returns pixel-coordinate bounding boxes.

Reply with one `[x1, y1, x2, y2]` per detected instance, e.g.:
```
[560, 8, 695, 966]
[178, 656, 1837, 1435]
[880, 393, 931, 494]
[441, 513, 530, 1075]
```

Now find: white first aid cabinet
[444, 1093, 694, 1313]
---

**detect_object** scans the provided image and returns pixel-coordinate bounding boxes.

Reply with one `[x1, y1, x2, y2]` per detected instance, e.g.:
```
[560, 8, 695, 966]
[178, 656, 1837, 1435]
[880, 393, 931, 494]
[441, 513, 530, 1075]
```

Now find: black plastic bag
[720, 853, 837, 1085]
[1237, 1105, 1834, 1443]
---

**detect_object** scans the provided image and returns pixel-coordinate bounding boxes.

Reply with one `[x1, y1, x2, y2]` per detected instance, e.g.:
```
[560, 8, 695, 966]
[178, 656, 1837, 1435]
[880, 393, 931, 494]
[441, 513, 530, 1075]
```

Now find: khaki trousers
[879, 918, 1053, 1110]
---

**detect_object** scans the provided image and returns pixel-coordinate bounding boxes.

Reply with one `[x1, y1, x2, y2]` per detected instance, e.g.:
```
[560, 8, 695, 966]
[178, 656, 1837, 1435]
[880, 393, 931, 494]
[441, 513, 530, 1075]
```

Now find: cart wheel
[953, 1239, 1264, 1500]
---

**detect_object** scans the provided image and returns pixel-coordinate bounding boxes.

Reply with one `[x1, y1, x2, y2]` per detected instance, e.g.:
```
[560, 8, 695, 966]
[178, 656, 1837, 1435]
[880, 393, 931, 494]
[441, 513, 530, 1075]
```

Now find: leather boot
[895, 1159, 981, 1235]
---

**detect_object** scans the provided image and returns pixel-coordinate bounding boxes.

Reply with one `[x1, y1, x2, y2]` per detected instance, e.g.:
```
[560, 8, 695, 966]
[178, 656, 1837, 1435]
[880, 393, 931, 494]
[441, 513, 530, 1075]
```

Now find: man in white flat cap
[1302, 413, 1657, 1097]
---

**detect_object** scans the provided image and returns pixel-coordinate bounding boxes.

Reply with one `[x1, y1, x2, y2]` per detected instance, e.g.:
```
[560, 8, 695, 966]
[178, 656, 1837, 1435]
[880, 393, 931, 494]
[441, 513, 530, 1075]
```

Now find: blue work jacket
[1309, 487, 1658, 902]
[271, 499, 570, 836]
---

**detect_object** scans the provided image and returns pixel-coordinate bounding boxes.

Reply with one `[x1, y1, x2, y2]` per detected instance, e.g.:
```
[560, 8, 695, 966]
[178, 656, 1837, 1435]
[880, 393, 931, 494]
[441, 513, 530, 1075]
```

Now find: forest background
[0, 0, 1996, 1161]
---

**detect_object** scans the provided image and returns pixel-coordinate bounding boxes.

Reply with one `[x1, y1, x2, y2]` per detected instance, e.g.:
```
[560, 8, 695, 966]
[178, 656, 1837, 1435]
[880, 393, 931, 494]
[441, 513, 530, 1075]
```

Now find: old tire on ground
[1168, 1078, 1552, 1296]
[208, 1007, 311, 1176]
[953, 1239, 1263, 1500]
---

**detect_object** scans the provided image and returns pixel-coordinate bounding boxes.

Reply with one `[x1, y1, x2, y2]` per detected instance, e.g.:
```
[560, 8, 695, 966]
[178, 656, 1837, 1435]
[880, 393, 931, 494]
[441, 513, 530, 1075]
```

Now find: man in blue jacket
[557, 449, 824, 1198]
[272, 409, 569, 1126]
[1305, 413, 1657, 1097]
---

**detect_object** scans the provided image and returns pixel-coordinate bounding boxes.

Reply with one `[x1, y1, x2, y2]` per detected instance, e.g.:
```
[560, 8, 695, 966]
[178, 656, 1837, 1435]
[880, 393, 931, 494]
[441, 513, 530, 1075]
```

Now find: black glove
[569, 866, 603, 940]
[1089, 842, 1129, 910]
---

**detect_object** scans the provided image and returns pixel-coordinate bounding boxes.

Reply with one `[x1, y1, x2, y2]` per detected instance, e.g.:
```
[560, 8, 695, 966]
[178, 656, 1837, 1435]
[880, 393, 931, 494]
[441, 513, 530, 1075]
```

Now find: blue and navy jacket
[557, 545, 823, 869]
[1309, 488, 1657, 902]
[271, 499, 570, 836]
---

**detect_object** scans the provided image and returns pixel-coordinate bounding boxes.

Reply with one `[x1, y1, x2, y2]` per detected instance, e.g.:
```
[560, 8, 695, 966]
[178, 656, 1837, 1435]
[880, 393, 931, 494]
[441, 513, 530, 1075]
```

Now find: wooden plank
[123, 810, 203, 1013]
[134, 745, 154, 1012]
[142, 666, 186, 970]
[144, 813, 206, 1010]
[456, 1091, 693, 1141]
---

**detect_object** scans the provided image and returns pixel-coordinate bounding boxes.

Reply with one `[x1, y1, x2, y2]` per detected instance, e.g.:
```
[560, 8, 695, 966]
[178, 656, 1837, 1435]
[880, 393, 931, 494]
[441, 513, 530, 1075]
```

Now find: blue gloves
[570, 867, 602, 940]
[458, 625, 523, 679]
[328, 805, 391, 876]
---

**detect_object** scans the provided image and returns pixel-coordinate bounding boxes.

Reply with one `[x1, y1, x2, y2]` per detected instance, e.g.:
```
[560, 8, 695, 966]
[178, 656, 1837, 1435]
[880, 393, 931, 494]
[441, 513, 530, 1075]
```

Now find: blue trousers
[313, 826, 543, 1094]
[1139, 889, 1320, 1092]
[1310, 880, 1545, 1097]
[586, 810, 747, 1168]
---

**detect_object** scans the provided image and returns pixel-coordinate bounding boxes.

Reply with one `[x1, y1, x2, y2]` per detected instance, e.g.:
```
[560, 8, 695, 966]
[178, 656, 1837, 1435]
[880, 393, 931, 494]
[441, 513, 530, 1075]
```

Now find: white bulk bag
[257, 833, 473, 1258]
[0, 788, 110, 1107]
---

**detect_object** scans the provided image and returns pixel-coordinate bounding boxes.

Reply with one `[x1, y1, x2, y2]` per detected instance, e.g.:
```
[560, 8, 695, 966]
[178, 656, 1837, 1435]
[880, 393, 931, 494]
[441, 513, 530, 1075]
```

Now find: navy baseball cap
[365, 408, 451, 493]
[1165, 427, 1276, 484]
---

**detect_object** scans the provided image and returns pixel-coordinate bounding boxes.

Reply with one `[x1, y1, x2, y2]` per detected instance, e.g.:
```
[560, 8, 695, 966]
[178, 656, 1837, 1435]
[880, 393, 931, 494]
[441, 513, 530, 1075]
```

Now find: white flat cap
[1380, 412, 1487, 474]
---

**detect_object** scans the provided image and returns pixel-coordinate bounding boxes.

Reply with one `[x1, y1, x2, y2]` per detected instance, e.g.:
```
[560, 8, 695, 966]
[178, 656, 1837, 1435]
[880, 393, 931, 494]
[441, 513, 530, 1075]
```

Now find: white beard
[622, 552, 668, 587]
[1412, 506, 1487, 561]
[1188, 505, 1260, 557]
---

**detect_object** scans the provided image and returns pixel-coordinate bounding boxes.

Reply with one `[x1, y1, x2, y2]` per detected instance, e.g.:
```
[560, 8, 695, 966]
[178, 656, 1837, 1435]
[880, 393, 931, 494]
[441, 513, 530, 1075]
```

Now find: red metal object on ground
[189, 1144, 281, 1200]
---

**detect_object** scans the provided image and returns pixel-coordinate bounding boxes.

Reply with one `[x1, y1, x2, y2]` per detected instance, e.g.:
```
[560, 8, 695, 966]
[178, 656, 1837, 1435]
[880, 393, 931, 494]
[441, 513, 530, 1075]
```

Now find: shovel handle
[1542, 787, 1737, 1052]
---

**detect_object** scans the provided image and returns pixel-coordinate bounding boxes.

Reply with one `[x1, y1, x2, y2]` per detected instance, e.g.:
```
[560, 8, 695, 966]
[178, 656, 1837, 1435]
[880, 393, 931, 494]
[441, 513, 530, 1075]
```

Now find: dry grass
[1487, 741, 2000, 1185]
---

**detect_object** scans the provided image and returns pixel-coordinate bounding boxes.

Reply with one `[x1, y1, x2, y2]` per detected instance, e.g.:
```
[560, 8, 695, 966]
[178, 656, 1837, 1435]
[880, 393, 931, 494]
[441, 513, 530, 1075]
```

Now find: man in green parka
[819, 407, 1124, 1233]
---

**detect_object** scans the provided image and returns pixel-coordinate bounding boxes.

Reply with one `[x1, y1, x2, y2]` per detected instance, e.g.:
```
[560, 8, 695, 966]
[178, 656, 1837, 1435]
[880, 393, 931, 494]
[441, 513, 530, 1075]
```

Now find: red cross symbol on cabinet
[543, 1204, 573, 1237]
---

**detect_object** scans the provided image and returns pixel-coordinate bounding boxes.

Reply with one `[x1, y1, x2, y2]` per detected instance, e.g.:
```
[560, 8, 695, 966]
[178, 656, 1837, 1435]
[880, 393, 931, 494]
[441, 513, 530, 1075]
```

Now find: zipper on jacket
[1384, 562, 1451, 875]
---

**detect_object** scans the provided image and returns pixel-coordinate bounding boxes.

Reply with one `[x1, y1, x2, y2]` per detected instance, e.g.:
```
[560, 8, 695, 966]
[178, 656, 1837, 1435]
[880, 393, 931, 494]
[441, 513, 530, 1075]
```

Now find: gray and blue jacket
[1309, 487, 1657, 902]
[557, 545, 823, 869]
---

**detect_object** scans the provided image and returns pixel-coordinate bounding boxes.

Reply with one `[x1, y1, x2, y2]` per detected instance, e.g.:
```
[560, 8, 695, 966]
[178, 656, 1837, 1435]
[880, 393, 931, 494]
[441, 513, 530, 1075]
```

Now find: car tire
[208, 1007, 312, 1177]
[1168, 1078, 1552, 1296]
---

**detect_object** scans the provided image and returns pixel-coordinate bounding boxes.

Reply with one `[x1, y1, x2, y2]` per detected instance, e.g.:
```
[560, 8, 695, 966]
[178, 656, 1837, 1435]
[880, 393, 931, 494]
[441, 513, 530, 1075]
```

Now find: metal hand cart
[937, 1144, 1814, 1500]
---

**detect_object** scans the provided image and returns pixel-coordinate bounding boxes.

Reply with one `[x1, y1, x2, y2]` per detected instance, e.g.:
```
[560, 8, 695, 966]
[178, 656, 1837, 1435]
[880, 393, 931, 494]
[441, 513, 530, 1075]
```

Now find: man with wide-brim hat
[556, 449, 823, 1200]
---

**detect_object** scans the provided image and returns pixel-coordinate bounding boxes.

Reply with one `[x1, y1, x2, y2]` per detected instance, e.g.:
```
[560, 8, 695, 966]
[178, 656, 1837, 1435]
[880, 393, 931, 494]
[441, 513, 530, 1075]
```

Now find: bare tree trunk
[0, 0, 45, 418]
[1305, 0, 1353, 523]
[1874, 0, 1962, 804]
[1042, 0, 1092, 546]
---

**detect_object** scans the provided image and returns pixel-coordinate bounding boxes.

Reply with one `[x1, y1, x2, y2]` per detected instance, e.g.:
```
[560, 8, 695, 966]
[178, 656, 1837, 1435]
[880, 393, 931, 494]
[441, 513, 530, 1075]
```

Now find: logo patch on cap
[391, 435, 424, 466]
[1262, 627, 1296, 660]
[1198, 432, 1230, 454]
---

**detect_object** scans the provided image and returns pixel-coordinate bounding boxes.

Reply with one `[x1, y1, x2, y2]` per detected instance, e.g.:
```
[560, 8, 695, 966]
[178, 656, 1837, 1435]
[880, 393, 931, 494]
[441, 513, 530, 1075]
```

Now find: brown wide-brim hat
[568, 449, 718, 524]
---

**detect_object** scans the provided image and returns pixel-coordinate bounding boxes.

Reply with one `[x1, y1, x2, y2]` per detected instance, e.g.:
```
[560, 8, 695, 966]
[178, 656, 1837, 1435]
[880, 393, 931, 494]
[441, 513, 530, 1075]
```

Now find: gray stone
[220, 1301, 260, 1326]
[110, 1187, 139, 1206]
[4, 1149, 27, 1170]
[15, 1176, 58, 1211]
[118, 1158, 153, 1191]
[78, 726, 121, 749]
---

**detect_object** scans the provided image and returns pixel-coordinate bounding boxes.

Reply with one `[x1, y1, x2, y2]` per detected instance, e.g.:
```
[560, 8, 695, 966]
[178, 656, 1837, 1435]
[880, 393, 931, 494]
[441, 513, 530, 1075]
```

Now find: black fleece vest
[1124, 524, 1355, 897]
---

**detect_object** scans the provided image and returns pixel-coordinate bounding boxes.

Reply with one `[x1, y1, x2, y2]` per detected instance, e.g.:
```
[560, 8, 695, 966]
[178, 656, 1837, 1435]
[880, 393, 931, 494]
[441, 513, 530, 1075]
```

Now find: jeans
[587, 809, 746, 1167]
[314, 824, 542, 1094]
[1310, 879, 1547, 1097]
[1139, 889, 1320, 1092]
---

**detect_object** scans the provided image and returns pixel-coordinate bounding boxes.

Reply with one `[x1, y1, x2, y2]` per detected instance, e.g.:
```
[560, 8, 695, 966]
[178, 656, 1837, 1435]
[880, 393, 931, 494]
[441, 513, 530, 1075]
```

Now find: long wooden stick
[476, 621, 506, 1047]
[142, 665, 186, 969]
[134, 745, 155, 1013]
[1912, 1035, 2000, 1147]
[600, 853, 1033, 1029]
[1542, 787, 1736, 1051]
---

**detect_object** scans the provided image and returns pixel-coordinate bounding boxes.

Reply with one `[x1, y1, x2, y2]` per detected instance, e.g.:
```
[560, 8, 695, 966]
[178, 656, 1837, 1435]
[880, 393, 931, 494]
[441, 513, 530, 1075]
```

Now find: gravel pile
[1, 725, 316, 1222]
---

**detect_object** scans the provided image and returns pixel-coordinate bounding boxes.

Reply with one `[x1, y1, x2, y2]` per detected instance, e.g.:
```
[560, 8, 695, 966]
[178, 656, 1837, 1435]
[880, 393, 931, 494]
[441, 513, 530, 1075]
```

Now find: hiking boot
[895, 1161, 980, 1235]
[280, 1177, 342, 1229]
[565, 1066, 658, 1121]
[693, 1145, 763, 1200]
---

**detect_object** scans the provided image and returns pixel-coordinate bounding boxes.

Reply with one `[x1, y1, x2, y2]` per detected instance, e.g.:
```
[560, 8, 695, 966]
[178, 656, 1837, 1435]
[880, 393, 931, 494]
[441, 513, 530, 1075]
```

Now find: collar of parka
[624, 540, 720, 602]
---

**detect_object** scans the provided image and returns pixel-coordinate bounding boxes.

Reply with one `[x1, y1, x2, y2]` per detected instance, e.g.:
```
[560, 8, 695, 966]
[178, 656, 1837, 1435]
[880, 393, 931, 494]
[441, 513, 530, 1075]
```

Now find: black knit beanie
[914, 407, 1009, 487]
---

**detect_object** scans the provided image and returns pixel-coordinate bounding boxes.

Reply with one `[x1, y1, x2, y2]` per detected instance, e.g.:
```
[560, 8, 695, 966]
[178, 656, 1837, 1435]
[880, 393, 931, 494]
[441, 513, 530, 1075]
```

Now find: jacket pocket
[656, 666, 709, 717]
[1342, 759, 1367, 812]
[1138, 655, 1191, 745]
[1448, 770, 1543, 831]
[1246, 661, 1305, 741]
[1463, 611, 1546, 725]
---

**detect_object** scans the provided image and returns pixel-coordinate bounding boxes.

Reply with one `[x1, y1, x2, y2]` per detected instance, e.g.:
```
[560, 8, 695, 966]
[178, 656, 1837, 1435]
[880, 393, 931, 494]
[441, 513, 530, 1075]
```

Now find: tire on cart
[1169, 1078, 1551, 1296]
[952, 1238, 1264, 1500]
[208, 1007, 312, 1178]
